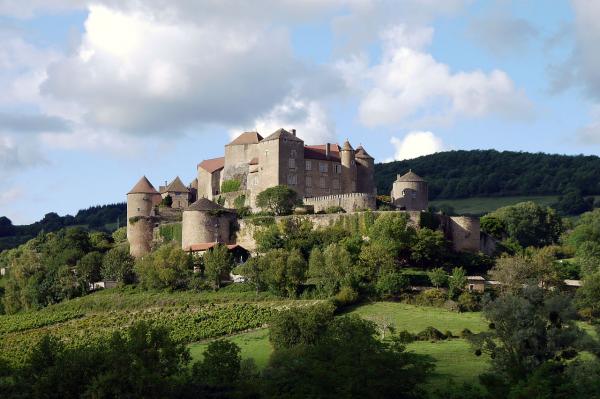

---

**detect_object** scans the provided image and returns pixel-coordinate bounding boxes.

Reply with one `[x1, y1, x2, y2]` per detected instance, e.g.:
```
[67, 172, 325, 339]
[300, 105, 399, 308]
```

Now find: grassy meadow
[430, 195, 560, 216]
[189, 302, 491, 389]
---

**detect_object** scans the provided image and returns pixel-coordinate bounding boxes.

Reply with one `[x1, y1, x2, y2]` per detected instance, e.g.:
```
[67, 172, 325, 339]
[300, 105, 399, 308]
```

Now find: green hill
[375, 149, 600, 199]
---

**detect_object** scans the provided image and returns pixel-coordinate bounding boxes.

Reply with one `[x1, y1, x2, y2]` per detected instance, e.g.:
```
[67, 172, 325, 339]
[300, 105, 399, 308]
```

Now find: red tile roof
[304, 144, 341, 161]
[128, 176, 160, 195]
[198, 157, 225, 173]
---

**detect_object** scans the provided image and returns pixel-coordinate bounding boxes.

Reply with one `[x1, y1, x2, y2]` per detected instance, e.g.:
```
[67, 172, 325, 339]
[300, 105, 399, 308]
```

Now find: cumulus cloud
[0, 135, 45, 177]
[388, 131, 445, 161]
[356, 25, 532, 127]
[230, 97, 337, 145]
[0, 112, 70, 133]
[467, 10, 538, 55]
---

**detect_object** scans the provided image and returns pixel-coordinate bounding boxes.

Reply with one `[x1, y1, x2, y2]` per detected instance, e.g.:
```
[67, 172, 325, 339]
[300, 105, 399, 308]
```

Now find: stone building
[196, 128, 377, 208]
[126, 176, 161, 257]
[159, 176, 191, 209]
[391, 170, 429, 211]
[181, 198, 236, 250]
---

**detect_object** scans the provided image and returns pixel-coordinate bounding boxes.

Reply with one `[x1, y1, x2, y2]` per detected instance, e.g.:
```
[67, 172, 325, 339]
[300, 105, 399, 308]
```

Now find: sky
[1, 0, 600, 224]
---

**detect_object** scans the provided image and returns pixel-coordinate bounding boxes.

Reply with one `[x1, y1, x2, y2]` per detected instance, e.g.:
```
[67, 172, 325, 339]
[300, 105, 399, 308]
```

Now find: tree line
[376, 149, 600, 199]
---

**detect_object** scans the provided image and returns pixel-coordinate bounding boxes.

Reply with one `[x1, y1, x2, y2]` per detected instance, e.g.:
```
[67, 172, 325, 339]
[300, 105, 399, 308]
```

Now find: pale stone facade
[391, 170, 429, 211]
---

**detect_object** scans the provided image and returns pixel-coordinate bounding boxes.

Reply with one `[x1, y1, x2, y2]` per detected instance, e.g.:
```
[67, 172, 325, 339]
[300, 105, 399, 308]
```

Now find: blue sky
[1, 0, 600, 224]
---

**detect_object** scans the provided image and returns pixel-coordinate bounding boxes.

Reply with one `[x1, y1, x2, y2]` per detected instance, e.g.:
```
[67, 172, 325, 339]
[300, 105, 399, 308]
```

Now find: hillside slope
[375, 150, 600, 199]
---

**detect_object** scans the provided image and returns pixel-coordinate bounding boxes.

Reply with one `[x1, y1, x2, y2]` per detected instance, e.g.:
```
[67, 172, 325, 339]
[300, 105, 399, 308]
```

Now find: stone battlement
[303, 193, 376, 213]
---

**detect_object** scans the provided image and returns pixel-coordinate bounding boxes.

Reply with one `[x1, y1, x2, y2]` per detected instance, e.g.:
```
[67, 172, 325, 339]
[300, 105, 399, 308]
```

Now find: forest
[375, 150, 600, 199]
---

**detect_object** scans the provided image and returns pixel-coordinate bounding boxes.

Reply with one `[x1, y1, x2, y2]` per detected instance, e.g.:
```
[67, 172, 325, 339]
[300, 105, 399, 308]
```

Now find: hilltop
[375, 149, 600, 199]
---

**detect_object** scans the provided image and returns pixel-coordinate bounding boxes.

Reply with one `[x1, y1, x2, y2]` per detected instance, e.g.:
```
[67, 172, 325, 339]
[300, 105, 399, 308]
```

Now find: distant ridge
[375, 149, 600, 199]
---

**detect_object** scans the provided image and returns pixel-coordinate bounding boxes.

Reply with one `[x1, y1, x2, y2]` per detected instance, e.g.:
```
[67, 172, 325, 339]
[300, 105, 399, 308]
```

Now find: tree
[134, 243, 192, 290]
[575, 271, 600, 320]
[357, 242, 396, 284]
[448, 267, 467, 299]
[269, 303, 335, 350]
[483, 201, 564, 248]
[567, 208, 600, 249]
[161, 195, 173, 207]
[490, 249, 562, 293]
[76, 251, 104, 286]
[253, 224, 284, 253]
[203, 244, 235, 290]
[375, 272, 409, 298]
[101, 246, 135, 283]
[575, 241, 600, 276]
[428, 267, 448, 288]
[411, 228, 448, 267]
[0, 216, 15, 237]
[368, 212, 416, 261]
[555, 188, 594, 215]
[468, 287, 589, 396]
[259, 248, 307, 297]
[89, 231, 113, 251]
[112, 227, 127, 244]
[255, 185, 298, 215]
[234, 257, 266, 294]
[192, 340, 241, 387]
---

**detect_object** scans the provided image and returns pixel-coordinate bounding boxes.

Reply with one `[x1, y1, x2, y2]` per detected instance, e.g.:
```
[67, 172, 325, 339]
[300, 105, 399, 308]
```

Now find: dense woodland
[376, 149, 600, 199]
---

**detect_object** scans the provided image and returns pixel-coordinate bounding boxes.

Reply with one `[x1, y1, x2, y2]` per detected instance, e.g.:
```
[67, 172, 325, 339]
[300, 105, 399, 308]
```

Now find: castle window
[319, 177, 326, 188]
[305, 160, 312, 171]
[289, 158, 296, 169]
[287, 174, 297, 185]
[334, 164, 342, 174]
[319, 162, 328, 173]
[333, 179, 340, 189]
[306, 176, 312, 187]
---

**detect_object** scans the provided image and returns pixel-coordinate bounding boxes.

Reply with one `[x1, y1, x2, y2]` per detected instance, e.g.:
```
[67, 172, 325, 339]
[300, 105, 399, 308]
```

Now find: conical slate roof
[165, 176, 189, 193]
[396, 170, 425, 182]
[355, 145, 374, 159]
[263, 128, 303, 142]
[342, 139, 354, 151]
[128, 176, 159, 194]
[185, 198, 228, 212]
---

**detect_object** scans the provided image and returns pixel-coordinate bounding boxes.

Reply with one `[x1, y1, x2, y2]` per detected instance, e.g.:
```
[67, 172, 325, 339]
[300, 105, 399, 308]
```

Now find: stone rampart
[303, 193, 376, 213]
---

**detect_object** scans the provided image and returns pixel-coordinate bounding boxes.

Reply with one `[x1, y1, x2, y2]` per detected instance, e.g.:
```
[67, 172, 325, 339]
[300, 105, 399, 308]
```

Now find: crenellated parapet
[303, 193, 376, 213]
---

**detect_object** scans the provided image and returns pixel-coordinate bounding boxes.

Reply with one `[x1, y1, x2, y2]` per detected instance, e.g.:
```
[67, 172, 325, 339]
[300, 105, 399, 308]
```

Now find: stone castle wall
[129, 217, 155, 258]
[303, 193, 376, 213]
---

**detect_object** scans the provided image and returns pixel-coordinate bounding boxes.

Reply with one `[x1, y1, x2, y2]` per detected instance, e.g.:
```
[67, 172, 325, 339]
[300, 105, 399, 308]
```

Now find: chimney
[326, 143, 331, 159]
[291, 128, 296, 136]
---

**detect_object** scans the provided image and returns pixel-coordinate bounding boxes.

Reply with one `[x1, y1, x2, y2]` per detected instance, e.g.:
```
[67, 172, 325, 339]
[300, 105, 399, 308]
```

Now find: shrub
[160, 195, 173, 207]
[396, 330, 416, 344]
[325, 206, 346, 214]
[269, 303, 336, 350]
[112, 227, 127, 244]
[376, 272, 409, 298]
[333, 286, 359, 308]
[416, 326, 447, 341]
[221, 179, 241, 194]
[414, 288, 447, 307]
[134, 243, 192, 290]
[443, 300, 460, 312]
[459, 328, 473, 338]
[444, 330, 455, 339]
[457, 291, 480, 312]
[233, 194, 246, 209]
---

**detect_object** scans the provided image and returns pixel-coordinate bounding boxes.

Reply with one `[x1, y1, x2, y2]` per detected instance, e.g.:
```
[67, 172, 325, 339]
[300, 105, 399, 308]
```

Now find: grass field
[190, 302, 491, 389]
[430, 195, 560, 216]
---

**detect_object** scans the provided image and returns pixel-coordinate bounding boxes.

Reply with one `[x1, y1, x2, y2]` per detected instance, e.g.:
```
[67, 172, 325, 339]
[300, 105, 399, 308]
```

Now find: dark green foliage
[554, 188, 594, 215]
[101, 245, 135, 283]
[0, 217, 15, 237]
[76, 251, 104, 287]
[481, 201, 564, 248]
[428, 267, 448, 288]
[262, 315, 434, 399]
[448, 267, 467, 300]
[375, 272, 409, 298]
[324, 206, 345, 214]
[268, 303, 335, 350]
[575, 271, 600, 320]
[255, 185, 298, 215]
[375, 149, 600, 199]
[192, 339, 241, 387]
[134, 243, 192, 290]
[221, 179, 241, 193]
[416, 326, 447, 341]
[203, 244, 235, 290]
[161, 194, 173, 207]
[159, 223, 182, 243]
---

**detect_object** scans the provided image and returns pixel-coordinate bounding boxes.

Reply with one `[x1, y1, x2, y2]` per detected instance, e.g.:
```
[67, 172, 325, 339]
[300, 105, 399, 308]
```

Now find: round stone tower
[391, 170, 428, 211]
[355, 145, 375, 194]
[182, 198, 235, 250]
[127, 176, 160, 258]
[340, 139, 357, 193]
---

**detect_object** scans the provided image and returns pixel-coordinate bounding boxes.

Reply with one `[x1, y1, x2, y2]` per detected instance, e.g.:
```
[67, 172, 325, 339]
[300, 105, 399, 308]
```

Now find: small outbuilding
[466, 276, 486, 293]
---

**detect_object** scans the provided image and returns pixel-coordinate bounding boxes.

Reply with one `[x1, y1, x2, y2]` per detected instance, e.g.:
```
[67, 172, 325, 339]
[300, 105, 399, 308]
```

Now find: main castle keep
[127, 128, 481, 258]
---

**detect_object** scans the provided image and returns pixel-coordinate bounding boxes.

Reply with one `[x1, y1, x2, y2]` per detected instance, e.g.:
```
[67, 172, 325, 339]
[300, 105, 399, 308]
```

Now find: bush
[414, 288, 447, 307]
[221, 179, 241, 194]
[325, 206, 346, 214]
[233, 194, 247, 209]
[269, 303, 335, 350]
[376, 272, 409, 298]
[101, 246, 135, 284]
[396, 330, 416, 344]
[443, 300, 460, 312]
[134, 243, 192, 290]
[458, 291, 480, 312]
[333, 286, 359, 308]
[160, 195, 173, 207]
[416, 326, 447, 341]
[459, 328, 473, 338]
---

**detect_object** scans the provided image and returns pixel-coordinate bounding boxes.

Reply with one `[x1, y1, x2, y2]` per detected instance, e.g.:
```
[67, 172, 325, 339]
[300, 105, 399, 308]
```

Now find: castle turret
[391, 170, 428, 211]
[127, 176, 161, 257]
[182, 198, 236, 250]
[355, 145, 375, 194]
[340, 139, 357, 193]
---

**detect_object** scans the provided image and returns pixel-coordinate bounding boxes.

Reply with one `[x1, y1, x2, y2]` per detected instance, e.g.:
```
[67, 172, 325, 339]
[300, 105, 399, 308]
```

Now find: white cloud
[357, 25, 533, 127]
[388, 131, 445, 161]
[230, 97, 337, 145]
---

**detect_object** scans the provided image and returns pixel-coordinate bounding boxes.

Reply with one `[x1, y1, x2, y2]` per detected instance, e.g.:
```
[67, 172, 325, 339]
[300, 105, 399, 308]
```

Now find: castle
[126, 128, 480, 258]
